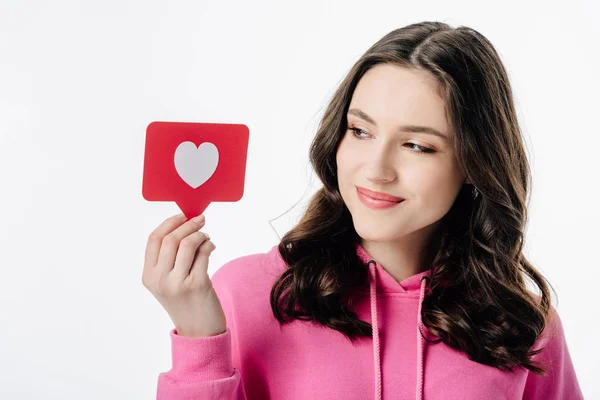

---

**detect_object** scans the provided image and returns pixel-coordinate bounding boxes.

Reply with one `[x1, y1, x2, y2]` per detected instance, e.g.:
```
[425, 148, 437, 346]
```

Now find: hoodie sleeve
[522, 306, 584, 399]
[155, 257, 249, 400]
[156, 327, 247, 399]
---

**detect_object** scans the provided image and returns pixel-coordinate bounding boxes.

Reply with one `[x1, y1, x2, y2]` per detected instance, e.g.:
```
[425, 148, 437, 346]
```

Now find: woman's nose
[365, 150, 396, 183]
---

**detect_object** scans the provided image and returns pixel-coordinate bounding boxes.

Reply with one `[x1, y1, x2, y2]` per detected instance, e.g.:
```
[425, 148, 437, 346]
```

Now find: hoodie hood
[355, 242, 432, 400]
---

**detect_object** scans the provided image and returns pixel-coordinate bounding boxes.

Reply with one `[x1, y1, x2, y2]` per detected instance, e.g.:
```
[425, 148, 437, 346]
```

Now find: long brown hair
[269, 21, 555, 375]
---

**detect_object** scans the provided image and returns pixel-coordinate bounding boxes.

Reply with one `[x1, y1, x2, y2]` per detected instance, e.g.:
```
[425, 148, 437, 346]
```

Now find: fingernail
[192, 214, 205, 223]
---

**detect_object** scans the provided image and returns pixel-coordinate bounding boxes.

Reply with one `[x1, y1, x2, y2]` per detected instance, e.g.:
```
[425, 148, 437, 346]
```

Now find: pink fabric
[156, 243, 583, 399]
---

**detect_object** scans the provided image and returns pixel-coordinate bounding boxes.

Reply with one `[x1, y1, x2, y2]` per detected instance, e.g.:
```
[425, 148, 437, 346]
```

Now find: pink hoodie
[156, 243, 584, 399]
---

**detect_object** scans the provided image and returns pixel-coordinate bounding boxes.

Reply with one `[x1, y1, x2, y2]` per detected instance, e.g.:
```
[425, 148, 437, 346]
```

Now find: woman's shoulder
[210, 244, 286, 294]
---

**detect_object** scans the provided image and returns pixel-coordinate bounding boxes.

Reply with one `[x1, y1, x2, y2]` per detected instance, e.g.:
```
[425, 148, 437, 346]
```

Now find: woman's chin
[353, 223, 400, 243]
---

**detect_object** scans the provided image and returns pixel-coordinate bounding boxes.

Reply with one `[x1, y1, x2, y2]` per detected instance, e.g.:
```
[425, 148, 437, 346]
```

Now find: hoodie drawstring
[368, 260, 429, 400]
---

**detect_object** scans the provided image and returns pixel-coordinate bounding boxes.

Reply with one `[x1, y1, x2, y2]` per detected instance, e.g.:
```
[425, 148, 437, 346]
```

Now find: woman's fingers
[171, 230, 212, 280]
[144, 213, 187, 272]
[186, 237, 217, 284]
[155, 214, 206, 274]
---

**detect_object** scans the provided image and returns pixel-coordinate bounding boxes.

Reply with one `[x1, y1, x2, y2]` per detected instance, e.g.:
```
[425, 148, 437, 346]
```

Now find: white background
[1, 1, 598, 398]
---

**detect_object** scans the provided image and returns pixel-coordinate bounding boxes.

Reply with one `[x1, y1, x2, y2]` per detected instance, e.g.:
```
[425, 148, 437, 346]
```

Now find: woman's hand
[142, 213, 227, 338]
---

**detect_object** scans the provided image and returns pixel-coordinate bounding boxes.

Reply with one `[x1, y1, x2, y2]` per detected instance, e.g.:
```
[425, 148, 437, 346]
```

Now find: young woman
[142, 21, 583, 399]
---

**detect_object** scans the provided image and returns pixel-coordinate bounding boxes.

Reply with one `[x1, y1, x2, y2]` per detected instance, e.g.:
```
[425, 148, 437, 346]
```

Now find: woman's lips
[356, 187, 405, 210]
[356, 186, 405, 202]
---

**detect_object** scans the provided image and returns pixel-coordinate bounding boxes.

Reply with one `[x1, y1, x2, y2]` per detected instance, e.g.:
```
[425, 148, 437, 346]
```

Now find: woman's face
[336, 63, 468, 243]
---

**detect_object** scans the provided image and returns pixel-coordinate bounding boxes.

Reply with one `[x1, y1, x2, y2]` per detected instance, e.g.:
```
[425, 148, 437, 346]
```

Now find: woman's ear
[462, 171, 472, 185]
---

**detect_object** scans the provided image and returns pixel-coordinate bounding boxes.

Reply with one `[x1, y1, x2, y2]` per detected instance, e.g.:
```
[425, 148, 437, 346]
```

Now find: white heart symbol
[174, 141, 219, 189]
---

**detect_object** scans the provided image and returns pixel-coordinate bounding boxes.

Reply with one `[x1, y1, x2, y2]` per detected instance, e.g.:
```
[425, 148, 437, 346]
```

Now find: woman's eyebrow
[347, 108, 449, 141]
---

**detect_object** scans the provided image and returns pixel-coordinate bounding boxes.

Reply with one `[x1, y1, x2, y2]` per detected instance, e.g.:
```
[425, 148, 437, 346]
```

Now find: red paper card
[142, 121, 249, 219]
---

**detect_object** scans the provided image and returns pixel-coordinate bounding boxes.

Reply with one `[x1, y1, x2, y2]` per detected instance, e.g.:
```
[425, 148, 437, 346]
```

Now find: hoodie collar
[355, 242, 432, 294]
[355, 241, 431, 400]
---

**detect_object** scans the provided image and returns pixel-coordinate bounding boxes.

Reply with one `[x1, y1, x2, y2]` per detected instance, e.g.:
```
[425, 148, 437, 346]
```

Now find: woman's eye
[405, 143, 435, 154]
[348, 127, 435, 154]
[349, 127, 369, 139]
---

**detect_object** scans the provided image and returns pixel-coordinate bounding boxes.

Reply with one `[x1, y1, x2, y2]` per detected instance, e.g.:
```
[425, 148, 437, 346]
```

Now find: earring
[472, 187, 479, 199]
